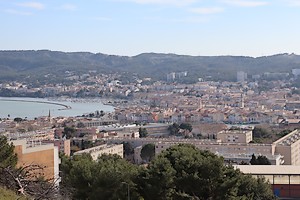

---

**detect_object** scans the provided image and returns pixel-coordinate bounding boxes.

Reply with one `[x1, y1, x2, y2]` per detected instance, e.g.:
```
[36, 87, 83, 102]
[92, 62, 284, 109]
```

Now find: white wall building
[292, 69, 300, 77]
[237, 71, 247, 82]
[217, 129, 253, 143]
[74, 144, 123, 160]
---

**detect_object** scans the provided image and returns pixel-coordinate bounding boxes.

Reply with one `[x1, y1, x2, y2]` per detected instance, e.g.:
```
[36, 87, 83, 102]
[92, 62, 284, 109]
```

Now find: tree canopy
[60, 144, 276, 200]
[60, 153, 139, 200]
[168, 123, 193, 136]
[179, 123, 193, 132]
[168, 123, 180, 135]
[253, 127, 272, 139]
[140, 143, 155, 163]
[122, 142, 134, 156]
[139, 127, 148, 138]
[250, 154, 271, 165]
[0, 136, 58, 199]
[136, 144, 276, 200]
[0, 136, 18, 168]
[62, 126, 76, 139]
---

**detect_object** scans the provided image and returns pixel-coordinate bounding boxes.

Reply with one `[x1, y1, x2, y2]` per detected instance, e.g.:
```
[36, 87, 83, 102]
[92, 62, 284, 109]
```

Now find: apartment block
[108, 129, 300, 166]
[13, 140, 60, 180]
[273, 130, 300, 165]
[43, 139, 71, 157]
[217, 129, 253, 143]
[74, 144, 123, 160]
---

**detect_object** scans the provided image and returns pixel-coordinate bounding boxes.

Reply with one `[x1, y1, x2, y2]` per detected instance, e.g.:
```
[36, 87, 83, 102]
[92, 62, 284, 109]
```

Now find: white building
[217, 129, 253, 143]
[292, 69, 300, 77]
[272, 130, 300, 165]
[237, 71, 247, 82]
[74, 144, 123, 160]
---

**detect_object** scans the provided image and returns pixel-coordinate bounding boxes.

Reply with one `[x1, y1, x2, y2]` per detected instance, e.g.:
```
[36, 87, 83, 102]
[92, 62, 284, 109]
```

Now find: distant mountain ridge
[0, 50, 300, 82]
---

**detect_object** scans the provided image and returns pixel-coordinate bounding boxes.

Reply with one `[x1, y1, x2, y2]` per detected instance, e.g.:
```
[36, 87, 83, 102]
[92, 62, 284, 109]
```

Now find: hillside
[0, 50, 300, 82]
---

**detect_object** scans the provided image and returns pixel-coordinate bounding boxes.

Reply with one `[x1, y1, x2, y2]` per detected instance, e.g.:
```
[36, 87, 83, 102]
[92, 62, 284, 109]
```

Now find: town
[1, 68, 300, 198]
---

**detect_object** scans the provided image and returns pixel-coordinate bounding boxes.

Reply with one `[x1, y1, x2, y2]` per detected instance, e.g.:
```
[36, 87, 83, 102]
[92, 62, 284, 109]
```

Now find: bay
[0, 97, 115, 119]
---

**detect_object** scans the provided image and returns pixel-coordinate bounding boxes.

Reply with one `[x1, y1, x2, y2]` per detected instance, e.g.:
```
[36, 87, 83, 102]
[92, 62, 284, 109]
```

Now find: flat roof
[235, 165, 300, 175]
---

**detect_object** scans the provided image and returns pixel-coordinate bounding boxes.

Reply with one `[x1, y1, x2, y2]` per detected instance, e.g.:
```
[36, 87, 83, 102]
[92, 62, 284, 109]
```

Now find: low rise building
[43, 139, 71, 156]
[74, 143, 123, 160]
[107, 129, 300, 166]
[81, 119, 117, 128]
[235, 165, 300, 199]
[217, 129, 253, 143]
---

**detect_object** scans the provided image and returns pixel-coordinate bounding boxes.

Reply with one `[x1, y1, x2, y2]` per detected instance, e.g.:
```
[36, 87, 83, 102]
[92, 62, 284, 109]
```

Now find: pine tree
[0, 136, 17, 168]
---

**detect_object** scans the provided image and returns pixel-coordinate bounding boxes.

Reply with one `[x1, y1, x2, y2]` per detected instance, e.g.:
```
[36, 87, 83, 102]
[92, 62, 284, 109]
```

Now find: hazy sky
[1, 0, 300, 57]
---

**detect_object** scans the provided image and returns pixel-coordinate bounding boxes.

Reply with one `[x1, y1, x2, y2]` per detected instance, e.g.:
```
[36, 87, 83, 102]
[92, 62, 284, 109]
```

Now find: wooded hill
[0, 50, 300, 82]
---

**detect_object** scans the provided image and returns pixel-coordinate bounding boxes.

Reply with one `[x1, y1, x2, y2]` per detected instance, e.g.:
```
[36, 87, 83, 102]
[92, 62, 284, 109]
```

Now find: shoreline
[0, 97, 115, 119]
[0, 98, 72, 110]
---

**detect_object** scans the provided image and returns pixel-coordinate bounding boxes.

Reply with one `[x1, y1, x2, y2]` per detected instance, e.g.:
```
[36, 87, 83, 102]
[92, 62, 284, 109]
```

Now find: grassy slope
[0, 187, 28, 200]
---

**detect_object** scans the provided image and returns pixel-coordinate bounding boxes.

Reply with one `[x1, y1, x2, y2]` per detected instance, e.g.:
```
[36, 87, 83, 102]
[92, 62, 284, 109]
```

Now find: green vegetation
[168, 123, 180, 135]
[62, 126, 76, 139]
[137, 144, 275, 200]
[0, 187, 28, 200]
[168, 122, 193, 136]
[140, 143, 155, 163]
[252, 127, 272, 139]
[251, 126, 273, 143]
[139, 127, 148, 138]
[0, 136, 57, 199]
[123, 142, 134, 156]
[77, 122, 85, 128]
[179, 122, 193, 132]
[0, 50, 299, 83]
[61, 144, 276, 200]
[0, 136, 276, 199]
[13, 117, 24, 123]
[250, 154, 271, 165]
[276, 129, 291, 138]
[0, 88, 45, 98]
[0, 136, 18, 168]
[60, 154, 139, 200]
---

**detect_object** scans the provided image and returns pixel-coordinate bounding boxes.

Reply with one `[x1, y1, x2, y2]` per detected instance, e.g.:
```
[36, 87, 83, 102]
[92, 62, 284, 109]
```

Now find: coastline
[0, 98, 71, 110]
[0, 97, 115, 119]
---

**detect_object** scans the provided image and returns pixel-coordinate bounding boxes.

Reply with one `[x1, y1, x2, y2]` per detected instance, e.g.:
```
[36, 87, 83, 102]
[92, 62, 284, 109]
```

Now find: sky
[0, 0, 300, 57]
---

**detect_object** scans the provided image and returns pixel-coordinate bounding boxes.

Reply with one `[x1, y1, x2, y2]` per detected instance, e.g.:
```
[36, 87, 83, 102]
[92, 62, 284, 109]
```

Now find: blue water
[0, 97, 114, 119]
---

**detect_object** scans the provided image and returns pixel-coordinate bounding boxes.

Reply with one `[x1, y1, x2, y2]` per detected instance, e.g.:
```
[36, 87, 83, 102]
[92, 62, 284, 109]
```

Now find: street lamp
[121, 182, 130, 200]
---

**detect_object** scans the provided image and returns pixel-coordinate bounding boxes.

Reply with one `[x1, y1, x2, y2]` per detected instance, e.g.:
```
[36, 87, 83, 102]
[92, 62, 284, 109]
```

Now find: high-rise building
[237, 71, 247, 82]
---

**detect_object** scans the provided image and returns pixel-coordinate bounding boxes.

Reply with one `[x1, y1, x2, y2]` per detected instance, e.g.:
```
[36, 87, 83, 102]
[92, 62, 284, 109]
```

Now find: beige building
[43, 139, 71, 156]
[235, 165, 300, 184]
[74, 144, 123, 160]
[108, 129, 300, 166]
[155, 141, 272, 156]
[272, 130, 300, 165]
[13, 140, 60, 180]
[80, 119, 117, 128]
[217, 129, 253, 143]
